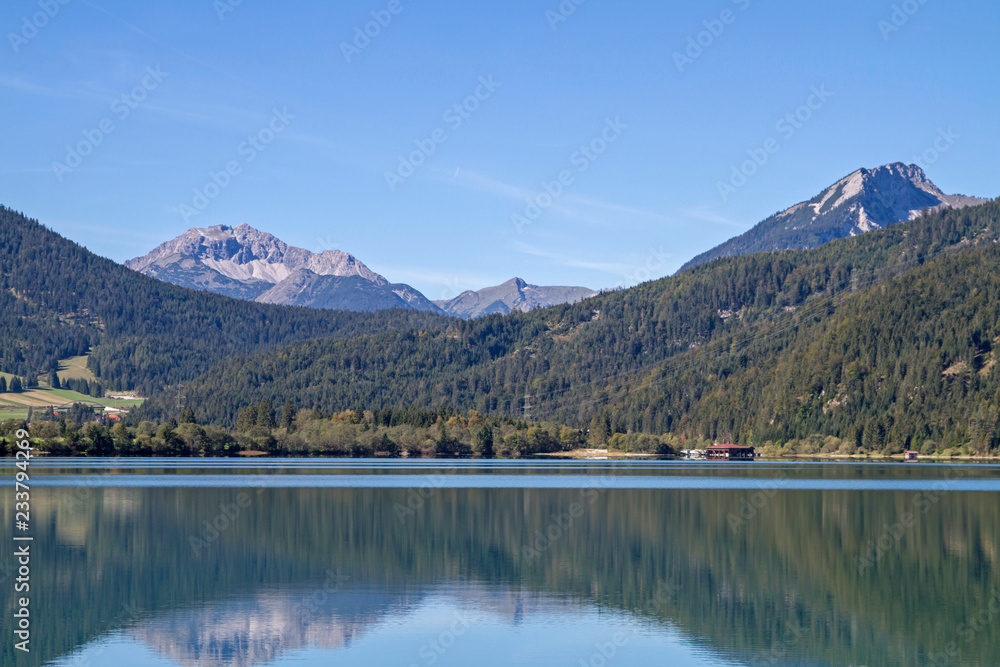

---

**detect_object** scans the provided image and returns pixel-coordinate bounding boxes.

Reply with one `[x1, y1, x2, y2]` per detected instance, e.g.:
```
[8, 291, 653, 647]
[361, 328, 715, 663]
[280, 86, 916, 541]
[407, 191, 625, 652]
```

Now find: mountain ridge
[680, 162, 988, 272]
[128, 225, 598, 317]
[127, 223, 386, 286]
[126, 223, 442, 314]
[434, 277, 597, 319]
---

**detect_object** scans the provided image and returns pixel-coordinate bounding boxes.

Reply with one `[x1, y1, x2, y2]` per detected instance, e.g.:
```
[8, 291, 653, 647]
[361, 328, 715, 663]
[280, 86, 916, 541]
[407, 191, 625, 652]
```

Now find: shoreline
[7, 449, 1000, 462]
[781, 453, 1000, 462]
[541, 449, 1000, 462]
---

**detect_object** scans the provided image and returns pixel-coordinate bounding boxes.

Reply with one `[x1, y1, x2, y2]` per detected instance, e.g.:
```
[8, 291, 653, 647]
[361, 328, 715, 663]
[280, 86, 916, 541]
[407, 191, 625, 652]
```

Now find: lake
[3, 459, 999, 666]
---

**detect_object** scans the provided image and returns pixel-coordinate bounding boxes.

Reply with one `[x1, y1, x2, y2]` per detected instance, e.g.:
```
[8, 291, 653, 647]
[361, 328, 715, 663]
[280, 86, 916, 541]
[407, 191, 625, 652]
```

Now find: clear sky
[3, 0, 998, 300]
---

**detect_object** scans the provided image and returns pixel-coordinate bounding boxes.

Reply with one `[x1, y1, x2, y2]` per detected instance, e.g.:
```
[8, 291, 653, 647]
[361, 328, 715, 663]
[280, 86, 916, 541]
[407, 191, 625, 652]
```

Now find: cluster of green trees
[0, 376, 29, 393]
[3, 405, 678, 458]
[57, 377, 105, 397]
[0, 370, 100, 396]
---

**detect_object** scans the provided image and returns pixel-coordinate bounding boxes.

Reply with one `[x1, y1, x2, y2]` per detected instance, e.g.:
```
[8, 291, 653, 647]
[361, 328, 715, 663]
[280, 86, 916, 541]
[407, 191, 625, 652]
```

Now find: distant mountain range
[434, 278, 597, 319]
[126, 225, 595, 318]
[126, 165, 984, 315]
[125, 224, 442, 313]
[681, 163, 988, 271]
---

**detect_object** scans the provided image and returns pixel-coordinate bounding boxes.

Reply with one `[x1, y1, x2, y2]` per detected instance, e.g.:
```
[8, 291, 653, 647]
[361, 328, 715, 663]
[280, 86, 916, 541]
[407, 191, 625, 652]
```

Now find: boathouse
[705, 444, 756, 460]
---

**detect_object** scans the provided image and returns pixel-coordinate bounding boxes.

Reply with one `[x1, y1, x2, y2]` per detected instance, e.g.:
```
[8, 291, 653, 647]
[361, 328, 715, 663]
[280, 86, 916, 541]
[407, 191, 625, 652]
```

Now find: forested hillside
[0, 206, 448, 394]
[601, 245, 1000, 454]
[139, 200, 1000, 454]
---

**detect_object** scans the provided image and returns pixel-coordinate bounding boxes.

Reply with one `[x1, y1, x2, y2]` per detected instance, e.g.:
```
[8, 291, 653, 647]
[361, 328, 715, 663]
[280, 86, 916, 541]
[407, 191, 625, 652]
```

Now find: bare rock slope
[681, 163, 988, 272]
[435, 278, 597, 319]
[126, 224, 441, 313]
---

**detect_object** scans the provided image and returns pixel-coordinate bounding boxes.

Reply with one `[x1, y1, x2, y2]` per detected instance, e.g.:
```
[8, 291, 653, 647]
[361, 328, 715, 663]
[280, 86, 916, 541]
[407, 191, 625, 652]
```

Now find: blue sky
[3, 0, 998, 300]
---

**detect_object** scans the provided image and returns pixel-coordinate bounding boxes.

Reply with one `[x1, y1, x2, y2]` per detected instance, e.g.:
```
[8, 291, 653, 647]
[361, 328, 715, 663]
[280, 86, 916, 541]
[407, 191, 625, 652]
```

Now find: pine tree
[49, 370, 61, 389]
[236, 405, 257, 432]
[10, 377, 23, 393]
[281, 401, 295, 430]
[179, 406, 196, 424]
[588, 412, 612, 446]
[377, 432, 400, 456]
[0, 377, 7, 393]
[256, 399, 275, 429]
[473, 426, 494, 458]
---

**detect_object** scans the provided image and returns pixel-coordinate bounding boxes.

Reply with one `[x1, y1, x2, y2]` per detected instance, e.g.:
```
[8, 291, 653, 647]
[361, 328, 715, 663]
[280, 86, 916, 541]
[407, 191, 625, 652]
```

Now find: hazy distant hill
[680, 163, 987, 271]
[127, 223, 442, 314]
[434, 278, 597, 319]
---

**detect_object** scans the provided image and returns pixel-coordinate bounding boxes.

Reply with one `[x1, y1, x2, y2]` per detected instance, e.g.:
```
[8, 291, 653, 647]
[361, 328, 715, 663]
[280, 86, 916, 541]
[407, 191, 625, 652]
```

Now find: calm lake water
[3, 459, 999, 666]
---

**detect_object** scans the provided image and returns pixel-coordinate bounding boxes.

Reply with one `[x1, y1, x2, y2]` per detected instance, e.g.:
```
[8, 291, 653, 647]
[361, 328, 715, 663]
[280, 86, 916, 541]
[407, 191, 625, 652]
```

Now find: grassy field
[57, 355, 97, 382]
[0, 387, 141, 408]
[0, 386, 144, 421]
[0, 410, 31, 421]
[0, 353, 143, 421]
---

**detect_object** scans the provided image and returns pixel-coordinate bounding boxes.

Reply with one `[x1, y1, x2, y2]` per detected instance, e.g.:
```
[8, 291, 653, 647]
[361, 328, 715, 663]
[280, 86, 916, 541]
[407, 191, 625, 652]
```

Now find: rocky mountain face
[126, 224, 442, 313]
[256, 272, 438, 312]
[435, 277, 597, 319]
[680, 163, 988, 271]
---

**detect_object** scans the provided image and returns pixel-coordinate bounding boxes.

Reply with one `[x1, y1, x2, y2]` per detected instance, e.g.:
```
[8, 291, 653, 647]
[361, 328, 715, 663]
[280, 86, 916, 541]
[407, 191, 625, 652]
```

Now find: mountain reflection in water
[2, 461, 998, 667]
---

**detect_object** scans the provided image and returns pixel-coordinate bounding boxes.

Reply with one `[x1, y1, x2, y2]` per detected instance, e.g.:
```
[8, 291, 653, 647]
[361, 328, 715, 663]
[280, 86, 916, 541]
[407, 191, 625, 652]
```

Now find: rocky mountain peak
[681, 163, 988, 271]
[435, 278, 597, 319]
[128, 229, 598, 318]
[127, 224, 387, 287]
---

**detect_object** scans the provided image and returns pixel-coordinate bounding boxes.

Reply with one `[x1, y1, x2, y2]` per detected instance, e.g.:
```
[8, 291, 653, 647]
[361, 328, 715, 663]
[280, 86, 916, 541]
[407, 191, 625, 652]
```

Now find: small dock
[705, 444, 757, 460]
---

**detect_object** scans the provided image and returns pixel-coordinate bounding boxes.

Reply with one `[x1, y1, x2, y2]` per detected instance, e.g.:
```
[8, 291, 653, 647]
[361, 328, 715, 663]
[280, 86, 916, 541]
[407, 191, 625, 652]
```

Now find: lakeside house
[705, 444, 756, 460]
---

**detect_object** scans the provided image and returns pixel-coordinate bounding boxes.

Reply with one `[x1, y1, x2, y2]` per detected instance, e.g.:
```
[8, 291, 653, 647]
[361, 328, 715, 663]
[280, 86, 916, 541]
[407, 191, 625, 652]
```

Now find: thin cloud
[511, 240, 631, 275]
[562, 194, 669, 221]
[0, 75, 105, 102]
[438, 169, 664, 227]
[680, 207, 751, 230]
[79, 0, 272, 99]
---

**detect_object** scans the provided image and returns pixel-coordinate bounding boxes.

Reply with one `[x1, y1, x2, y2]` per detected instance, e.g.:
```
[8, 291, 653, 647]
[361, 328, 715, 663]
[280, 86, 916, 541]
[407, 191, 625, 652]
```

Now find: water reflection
[1, 461, 997, 666]
[132, 588, 404, 667]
